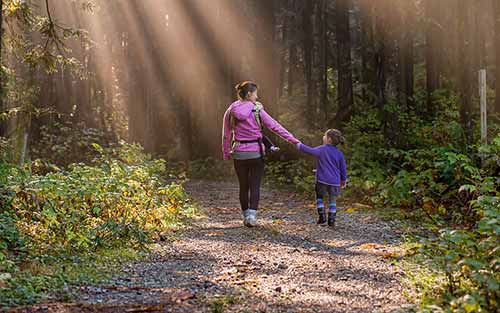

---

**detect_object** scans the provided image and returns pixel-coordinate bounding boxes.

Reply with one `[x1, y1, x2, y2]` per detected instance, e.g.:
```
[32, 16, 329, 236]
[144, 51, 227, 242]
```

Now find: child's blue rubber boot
[328, 212, 336, 227]
[317, 208, 327, 225]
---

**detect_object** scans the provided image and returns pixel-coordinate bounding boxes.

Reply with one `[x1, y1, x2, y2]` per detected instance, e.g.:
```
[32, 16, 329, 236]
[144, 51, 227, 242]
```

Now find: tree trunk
[334, 0, 353, 125]
[398, 1, 414, 112]
[359, 0, 376, 104]
[425, 0, 441, 117]
[0, 0, 4, 137]
[278, 5, 288, 100]
[319, 0, 328, 125]
[302, 0, 314, 122]
[494, 0, 500, 114]
[457, 0, 474, 143]
[255, 0, 278, 114]
[288, 44, 297, 97]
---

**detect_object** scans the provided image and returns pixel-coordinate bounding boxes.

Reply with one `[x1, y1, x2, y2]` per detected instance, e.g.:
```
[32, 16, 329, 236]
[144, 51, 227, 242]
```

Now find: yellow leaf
[272, 220, 285, 225]
[345, 207, 356, 213]
[234, 279, 259, 286]
[9, 3, 19, 14]
[382, 252, 399, 259]
[359, 243, 382, 249]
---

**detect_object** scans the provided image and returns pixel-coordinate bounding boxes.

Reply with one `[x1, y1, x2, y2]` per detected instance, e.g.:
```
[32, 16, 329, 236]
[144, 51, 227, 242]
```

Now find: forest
[0, 0, 499, 312]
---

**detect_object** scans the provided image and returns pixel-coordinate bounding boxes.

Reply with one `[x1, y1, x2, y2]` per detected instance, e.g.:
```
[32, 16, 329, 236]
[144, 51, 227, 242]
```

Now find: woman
[222, 81, 300, 227]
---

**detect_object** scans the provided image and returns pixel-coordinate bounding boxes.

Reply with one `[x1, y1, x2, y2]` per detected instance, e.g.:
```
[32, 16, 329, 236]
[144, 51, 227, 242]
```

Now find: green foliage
[186, 157, 235, 180]
[31, 121, 111, 167]
[0, 142, 196, 307]
[416, 184, 499, 312]
[0, 247, 142, 307]
[2, 143, 195, 254]
[373, 137, 499, 224]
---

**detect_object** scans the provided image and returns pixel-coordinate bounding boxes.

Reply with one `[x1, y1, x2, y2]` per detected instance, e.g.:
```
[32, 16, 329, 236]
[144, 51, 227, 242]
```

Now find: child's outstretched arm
[296, 143, 322, 157]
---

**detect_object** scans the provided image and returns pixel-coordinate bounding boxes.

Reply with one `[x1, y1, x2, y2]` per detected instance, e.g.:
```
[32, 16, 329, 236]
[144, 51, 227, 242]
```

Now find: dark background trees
[1, 0, 498, 162]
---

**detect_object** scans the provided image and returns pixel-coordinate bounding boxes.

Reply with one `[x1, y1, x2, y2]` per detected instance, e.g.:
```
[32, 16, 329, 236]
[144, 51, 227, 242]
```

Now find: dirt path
[13, 180, 412, 313]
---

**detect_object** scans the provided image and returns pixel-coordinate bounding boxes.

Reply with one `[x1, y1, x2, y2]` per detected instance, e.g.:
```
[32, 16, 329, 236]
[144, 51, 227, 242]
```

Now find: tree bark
[359, 0, 376, 103]
[494, 0, 500, 114]
[425, 0, 441, 117]
[334, 0, 353, 125]
[0, 0, 4, 137]
[255, 0, 278, 115]
[302, 0, 314, 122]
[398, 1, 414, 112]
[457, 0, 474, 143]
[319, 0, 328, 125]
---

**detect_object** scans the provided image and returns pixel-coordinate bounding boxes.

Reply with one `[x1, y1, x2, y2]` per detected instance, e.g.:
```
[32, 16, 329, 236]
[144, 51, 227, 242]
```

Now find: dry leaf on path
[359, 243, 383, 249]
[126, 305, 165, 312]
[206, 232, 225, 237]
[382, 252, 400, 259]
[234, 279, 259, 286]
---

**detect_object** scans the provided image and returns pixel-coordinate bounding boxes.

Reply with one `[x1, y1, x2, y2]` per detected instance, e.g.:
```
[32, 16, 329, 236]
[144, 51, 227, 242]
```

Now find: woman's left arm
[260, 108, 300, 144]
[221, 106, 232, 160]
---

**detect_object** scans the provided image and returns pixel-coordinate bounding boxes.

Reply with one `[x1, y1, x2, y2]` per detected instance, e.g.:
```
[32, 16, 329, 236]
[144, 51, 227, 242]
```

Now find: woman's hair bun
[235, 81, 258, 100]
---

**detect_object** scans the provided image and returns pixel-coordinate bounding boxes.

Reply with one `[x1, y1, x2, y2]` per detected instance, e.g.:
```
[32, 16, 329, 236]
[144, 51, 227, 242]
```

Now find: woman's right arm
[260, 108, 300, 145]
[221, 106, 232, 160]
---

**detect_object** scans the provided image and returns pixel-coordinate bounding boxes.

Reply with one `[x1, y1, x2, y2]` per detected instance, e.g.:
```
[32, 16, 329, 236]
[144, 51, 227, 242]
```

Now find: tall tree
[287, 0, 298, 97]
[255, 0, 279, 114]
[319, 0, 328, 123]
[334, 0, 353, 125]
[494, 0, 500, 114]
[457, 0, 474, 143]
[373, 2, 388, 110]
[302, 0, 314, 121]
[358, 0, 376, 103]
[424, 0, 442, 116]
[0, 0, 4, 137]
[397, 0, 414, 111]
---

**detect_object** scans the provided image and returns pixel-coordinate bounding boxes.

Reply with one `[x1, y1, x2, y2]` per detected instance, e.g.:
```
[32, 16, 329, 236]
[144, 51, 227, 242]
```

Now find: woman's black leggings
[233, 158, 265, 211]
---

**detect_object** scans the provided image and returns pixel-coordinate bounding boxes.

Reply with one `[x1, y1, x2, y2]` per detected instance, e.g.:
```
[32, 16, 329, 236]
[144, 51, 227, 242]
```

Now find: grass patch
[0, 247, 144, 308]
[210, 294, 238, 313]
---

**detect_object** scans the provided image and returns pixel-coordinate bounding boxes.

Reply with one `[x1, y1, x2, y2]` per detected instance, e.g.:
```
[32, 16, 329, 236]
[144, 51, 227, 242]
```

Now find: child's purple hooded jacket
[222, 100, 300, 160]
[297, 143, 347, 186]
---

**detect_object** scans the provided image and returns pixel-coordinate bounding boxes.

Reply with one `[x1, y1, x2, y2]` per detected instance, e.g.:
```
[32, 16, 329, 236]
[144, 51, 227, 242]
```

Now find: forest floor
[10, 180, 415, 313]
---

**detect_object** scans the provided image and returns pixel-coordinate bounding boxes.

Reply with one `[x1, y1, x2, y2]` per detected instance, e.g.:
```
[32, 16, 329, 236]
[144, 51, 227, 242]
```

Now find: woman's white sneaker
[243, 209, 257, 227]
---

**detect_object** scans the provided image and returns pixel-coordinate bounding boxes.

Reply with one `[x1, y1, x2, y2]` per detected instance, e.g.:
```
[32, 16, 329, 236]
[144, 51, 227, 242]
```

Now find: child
[296, 129, 347, 227]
